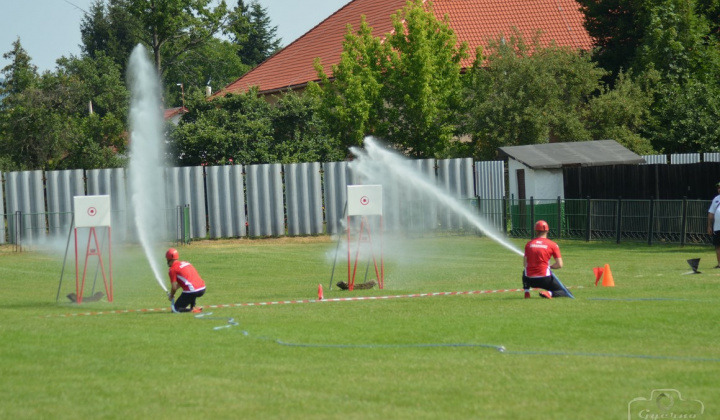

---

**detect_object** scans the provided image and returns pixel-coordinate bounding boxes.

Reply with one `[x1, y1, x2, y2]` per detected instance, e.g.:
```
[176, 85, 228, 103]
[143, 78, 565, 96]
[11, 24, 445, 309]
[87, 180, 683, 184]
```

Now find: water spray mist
[127, 44, 169, 292]
[350, 137, 523, 257]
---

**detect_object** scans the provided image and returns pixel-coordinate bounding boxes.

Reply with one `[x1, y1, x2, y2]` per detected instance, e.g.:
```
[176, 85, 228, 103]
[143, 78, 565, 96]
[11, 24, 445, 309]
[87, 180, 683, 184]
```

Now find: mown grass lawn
[1, 235, 717, 419]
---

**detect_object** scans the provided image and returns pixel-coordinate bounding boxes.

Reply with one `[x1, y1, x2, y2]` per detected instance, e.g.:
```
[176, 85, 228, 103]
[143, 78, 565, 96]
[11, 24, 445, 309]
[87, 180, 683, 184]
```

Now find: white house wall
[508, 159, 564, 201]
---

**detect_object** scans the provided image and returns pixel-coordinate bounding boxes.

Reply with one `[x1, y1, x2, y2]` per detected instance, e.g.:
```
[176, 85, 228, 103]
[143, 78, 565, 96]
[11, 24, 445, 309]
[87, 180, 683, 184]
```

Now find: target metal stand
[72, 195, 113, 303]
[346, 185, 384, 291]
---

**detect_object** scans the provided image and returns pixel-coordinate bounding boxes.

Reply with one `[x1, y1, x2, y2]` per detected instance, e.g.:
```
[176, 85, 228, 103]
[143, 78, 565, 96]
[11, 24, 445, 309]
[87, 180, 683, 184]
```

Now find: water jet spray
[350, 137, 523, 257]
[127, 44, 169, 293]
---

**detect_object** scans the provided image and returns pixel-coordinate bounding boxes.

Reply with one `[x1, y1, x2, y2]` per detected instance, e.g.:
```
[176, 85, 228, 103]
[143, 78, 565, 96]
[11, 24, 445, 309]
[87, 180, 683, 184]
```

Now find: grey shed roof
[498, 140, 645, 169]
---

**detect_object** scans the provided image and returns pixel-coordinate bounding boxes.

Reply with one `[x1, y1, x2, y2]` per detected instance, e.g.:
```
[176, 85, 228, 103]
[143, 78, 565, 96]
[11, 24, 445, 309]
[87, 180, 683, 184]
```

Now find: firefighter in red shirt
[166, 248, 206, 313]
[522, 220, 570, 299]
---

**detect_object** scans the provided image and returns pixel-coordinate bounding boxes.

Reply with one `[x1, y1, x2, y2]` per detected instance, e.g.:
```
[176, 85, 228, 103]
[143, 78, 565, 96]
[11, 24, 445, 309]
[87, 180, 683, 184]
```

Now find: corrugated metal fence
[0, 158, 505, 245]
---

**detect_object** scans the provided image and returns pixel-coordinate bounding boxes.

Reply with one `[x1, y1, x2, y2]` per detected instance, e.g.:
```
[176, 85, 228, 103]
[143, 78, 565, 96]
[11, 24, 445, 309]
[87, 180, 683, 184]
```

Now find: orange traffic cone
[593, 267, 604, 286]
[602, 264, 615, 287]
[318, 284, 324, 300]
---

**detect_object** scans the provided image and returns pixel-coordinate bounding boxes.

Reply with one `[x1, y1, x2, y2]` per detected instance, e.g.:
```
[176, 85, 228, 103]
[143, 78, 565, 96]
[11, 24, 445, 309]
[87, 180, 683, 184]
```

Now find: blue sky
[0, 0, 350, 73]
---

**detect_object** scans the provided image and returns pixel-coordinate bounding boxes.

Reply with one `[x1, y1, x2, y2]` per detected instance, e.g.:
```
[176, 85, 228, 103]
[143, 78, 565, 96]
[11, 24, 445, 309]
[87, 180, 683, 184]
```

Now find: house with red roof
[164, 106, 189, 125]
[214, 0, 593, 98]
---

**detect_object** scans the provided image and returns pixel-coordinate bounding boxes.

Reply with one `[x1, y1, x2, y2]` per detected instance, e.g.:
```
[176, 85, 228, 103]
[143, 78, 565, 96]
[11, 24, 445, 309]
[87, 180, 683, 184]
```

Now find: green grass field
[1, 235, 717, 419]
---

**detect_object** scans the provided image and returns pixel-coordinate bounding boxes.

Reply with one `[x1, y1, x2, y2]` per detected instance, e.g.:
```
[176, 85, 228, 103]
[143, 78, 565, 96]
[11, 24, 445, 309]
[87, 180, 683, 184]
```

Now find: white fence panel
[4, 170, 45, 244]
[322, 162, 351, 235]
[205, 165, 246, 239]
[285, 162, 323, 236]
[46, 169, 85, 238]
[641, 155, 667, 165]
[437, 158, 475, 230]
[475, 160, 506, 231]
[246, 164, 284, 237]
[165, 166, 206, 239]
[670, 153, 700, 164]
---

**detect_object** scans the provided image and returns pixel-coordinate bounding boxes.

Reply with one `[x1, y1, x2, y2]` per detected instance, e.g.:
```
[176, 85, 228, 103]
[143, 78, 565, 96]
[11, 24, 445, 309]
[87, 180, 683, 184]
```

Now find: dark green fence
[503, 197, 711, 245]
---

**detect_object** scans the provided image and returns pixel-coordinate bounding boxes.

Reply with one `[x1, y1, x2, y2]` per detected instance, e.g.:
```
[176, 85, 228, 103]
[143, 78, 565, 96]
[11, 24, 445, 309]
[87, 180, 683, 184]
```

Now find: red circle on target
[360, 196, 369, 206]
[88, 207, 97, 216]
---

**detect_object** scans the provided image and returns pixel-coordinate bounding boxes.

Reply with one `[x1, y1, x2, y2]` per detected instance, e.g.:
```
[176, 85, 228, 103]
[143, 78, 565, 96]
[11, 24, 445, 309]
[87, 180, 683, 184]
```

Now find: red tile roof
[164, 106, 188, 120]
[216, 0, 592, 97]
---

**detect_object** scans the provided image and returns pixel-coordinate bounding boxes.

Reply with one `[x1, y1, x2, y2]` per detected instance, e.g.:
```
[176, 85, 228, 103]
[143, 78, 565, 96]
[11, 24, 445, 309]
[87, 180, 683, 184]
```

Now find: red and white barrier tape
[49, 286, 582, 318]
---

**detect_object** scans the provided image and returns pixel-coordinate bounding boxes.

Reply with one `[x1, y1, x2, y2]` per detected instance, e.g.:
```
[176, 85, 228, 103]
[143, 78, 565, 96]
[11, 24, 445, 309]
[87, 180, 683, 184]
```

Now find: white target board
[347, 185, 383, 216]
[74, 195, 112, 228]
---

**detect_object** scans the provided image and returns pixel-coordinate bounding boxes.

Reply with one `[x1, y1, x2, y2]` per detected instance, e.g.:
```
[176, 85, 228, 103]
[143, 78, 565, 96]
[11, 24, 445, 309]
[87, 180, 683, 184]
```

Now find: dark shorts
[522, 273, 569, 298]
[174, 289, 205, 311]
[713, 231, 720, 247]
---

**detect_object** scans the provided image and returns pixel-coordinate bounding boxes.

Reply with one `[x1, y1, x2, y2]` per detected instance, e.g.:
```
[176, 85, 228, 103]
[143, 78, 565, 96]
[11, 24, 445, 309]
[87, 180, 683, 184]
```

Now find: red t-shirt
[168, 261, 206, 293]
[524, 237, 561, 278]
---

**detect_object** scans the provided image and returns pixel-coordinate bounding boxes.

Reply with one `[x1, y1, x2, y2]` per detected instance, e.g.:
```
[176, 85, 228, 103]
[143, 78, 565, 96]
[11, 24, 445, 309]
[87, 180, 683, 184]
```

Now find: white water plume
[127, 44, 168, 292]
[349, 137, 523, 257]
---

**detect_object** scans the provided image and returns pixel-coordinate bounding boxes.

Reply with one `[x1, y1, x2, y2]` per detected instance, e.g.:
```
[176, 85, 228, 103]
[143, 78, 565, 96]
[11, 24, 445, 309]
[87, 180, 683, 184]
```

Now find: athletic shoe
[191, 307, 203, 313]
[539, 291, 552, 299]
[524, 291, 531, 299]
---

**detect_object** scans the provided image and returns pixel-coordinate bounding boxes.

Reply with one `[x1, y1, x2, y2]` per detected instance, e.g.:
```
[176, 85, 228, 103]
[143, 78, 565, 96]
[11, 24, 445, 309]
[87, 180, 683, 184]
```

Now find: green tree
[54, 53, 129, 169]
[633, 1, 720, 153]
[577, 0, 645, 80]
[81, 0, 140, 76]
[124, 0, 229, 77]
[0, 39, 37, 97]
[634, 0, 720, 83]
[226, 0, 282, 67]
[642, 77, 720, 153]
[168, 88, 276, 165]
[585, 70, 656, 154]
[169, 88, 341, 165]
[578, 0, 720, 79]
[270, 91, 344, 163]
[0, 40, 55, 170]
[0, 76, 77, 170]
[309, 17, 385, 155]
[80, 0, 237, 100]
[163, 36, 249, 104]
[461, 32, 608, 160]
[0, 41, 128, 170]
[696, 0, 720, 35]
[310, 0, 468, 158]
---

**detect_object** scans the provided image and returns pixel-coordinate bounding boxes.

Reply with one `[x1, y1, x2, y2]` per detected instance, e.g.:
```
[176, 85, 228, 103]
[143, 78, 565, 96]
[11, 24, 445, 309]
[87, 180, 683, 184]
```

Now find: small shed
[498, 140, 645, 200]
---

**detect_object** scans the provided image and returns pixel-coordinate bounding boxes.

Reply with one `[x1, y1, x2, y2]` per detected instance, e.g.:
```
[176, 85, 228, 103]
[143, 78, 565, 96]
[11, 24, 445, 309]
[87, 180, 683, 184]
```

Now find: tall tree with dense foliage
[0, 41, 128, 170]
[579, 0, 720, 153]
[162, 37, 249, 101]
[310, 0, 468, 158]
[54, 54, 130, 169]
[168, 89, 275, 166]
[124, 0, 228, 76]
[462, 32, 609, 159]
[226, 0, 282, 67]
[633, 0, 720, 83]
[695, 0, 720, 35]
[168, 88, 341, 165]
[585, 70, 656, 155]
[0, 39, 37, 96]
[81, 0, 140, 75]
[579, 0, 720, 78]
[0, 40, 43, 170]
[309, 17, 385, 155]
[80, 0, 242, 103]
[634, 0, 720, 152]
[577, 0, 645, 80]
[270, 92, 344, 163]
[461, 29, 658, 159]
